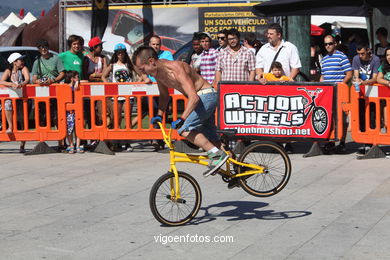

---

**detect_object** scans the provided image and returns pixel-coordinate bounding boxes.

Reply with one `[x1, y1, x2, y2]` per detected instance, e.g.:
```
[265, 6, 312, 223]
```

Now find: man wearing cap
[59, 35, 85, 79]
[83, 36, 107, 82]
[32, 39, 65, 85]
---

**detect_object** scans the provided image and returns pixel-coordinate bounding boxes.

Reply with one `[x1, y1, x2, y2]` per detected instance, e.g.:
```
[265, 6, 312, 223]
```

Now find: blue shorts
[178, 90, 219, 141]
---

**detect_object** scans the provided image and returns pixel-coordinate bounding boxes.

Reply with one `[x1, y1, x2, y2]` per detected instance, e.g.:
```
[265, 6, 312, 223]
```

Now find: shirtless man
[132, 46, 228, 176]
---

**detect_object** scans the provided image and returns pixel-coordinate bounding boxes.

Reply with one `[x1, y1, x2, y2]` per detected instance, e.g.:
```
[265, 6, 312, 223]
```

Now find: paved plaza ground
[0, 140, 389, 259]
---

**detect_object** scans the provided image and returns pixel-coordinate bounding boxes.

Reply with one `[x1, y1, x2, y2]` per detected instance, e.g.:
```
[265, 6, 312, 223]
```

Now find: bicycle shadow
[189, 201, 312, 225]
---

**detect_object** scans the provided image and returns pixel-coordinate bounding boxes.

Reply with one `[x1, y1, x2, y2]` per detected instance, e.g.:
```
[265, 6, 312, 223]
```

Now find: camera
[40, 76, 48, 83]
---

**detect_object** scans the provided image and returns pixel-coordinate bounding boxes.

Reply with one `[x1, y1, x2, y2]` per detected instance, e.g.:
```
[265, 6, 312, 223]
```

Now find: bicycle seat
[217, 129, 237, 137]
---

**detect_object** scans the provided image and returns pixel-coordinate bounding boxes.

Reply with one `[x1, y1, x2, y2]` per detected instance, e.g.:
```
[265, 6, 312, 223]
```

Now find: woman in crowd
[0, 52, 29, 152]
[102, 43, 136, 129]
[83, 36, 107, 82]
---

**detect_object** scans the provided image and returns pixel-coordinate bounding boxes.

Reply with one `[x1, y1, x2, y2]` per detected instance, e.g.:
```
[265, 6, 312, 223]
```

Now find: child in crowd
[0, 52, 29, 152]
[64, 70, 84, 154]
[261, 61, 293, 83]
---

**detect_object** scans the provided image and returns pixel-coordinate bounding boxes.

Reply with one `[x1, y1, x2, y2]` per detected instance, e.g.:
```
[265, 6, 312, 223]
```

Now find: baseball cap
[199, 32, 212, 40]
[88, 36, 104, 48]
[114, 43, 127, 52]
[36, 39, 49, 48]
[7, 52, 26, 63]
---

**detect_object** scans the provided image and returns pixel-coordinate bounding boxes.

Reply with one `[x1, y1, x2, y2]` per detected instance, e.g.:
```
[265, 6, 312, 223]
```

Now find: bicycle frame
[156, 122, 266, 199]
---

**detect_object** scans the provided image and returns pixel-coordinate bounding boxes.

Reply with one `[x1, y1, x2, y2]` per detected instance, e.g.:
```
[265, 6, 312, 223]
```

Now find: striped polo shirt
[200, 48, 218, 84]
[321, 50, 352, 82]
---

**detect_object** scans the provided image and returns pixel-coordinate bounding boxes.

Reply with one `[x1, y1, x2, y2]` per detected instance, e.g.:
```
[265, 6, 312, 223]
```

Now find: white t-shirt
[255, 40, 301, 77]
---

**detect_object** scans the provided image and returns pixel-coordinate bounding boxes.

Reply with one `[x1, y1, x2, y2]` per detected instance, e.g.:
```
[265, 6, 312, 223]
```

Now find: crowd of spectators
[1, 23, 389, 155]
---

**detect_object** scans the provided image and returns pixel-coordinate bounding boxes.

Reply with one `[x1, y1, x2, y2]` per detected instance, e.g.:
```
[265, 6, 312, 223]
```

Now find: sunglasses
[217, 37, 226, 40]
[324, 42, 335, 46]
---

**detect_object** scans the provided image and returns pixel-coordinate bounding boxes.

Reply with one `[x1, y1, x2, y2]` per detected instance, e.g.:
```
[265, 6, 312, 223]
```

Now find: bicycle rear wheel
[237, 141, 291, 197]
[149, 171, 202, 226]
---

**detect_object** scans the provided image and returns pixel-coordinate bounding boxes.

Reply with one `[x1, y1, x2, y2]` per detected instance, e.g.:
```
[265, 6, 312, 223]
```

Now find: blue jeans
[178, 91, 219, 141]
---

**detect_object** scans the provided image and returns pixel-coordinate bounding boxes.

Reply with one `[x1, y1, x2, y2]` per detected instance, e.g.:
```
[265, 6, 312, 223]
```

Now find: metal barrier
[0, 84, 72, 154]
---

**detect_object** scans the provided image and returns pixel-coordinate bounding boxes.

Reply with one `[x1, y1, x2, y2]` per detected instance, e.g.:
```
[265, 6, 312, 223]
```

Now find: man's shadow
[188, 201, 312, 225]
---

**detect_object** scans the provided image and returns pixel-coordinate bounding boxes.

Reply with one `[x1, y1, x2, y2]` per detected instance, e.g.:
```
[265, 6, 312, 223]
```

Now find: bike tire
[149, 171, 202, 226]
[312, 106, 328, 135]
[237, 141, 291, 197]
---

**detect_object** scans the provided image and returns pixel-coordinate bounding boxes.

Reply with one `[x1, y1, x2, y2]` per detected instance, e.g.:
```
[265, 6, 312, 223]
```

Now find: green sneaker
[203, 150, 229, 177]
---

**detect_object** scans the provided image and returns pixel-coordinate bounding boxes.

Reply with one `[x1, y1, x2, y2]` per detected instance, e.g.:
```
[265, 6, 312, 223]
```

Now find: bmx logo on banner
[218, 83, 335, 140]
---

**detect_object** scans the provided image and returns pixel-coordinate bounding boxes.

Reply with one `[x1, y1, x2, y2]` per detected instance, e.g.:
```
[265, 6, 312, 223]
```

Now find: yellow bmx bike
[149, 122, 292, 226]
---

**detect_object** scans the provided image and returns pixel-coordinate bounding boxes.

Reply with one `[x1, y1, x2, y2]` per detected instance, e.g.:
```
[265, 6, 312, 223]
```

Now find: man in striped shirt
[320, 35, 352, 153]
[199, 32, 218, 84]
[320, 35, 352, 83]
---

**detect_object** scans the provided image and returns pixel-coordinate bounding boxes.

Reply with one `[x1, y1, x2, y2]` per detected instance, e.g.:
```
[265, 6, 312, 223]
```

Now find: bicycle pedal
[227, 178, 240, 189]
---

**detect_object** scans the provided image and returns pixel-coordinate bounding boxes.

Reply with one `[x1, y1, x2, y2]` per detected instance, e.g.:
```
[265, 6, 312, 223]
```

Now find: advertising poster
[218, 83, 336, 140]
[65, 3, 269, 54]
[198, 6, 271, 40]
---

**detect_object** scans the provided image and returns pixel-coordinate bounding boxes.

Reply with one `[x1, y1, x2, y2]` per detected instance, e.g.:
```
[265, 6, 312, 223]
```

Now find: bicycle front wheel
[149, 171, 202, 226]
[237, 141, 291, 197]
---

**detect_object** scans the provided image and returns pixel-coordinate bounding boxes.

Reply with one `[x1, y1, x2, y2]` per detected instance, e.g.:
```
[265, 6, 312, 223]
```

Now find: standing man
[352, 44, 381, 154]
[59, 35, 85, 79]
[32, 39, 65, 85]
[149, 35, 173, 61]
[352, 44, 380, 85]
[189, 34, 203, 74]
[320, 34, 352, 153]
[216, 29, 228, 52]
[199, 32, 218, 84]
[256, 23, 301, 81]
[148, 35, 174, 83]
[214, 29, 255, 86]
[320, 35, 352, 83]
[374, 27, 390, 62]
[132, 46, 230, 178]
[244, 32, 259, 55]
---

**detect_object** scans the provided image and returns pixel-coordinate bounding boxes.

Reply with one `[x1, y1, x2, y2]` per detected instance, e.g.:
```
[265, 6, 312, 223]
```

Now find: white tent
[0, 22, 11, 36]
[2, 12, 23, 27]
[22, 12, 36, 24]
[312, 15, 367, 29]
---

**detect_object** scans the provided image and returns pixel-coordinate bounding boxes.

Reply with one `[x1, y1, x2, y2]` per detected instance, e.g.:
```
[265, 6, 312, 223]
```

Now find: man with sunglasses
[320, 35, 352, 153]
[216, 29, 228, 52]
[320, 35, 352, 83]
[32, 39, 65, 85]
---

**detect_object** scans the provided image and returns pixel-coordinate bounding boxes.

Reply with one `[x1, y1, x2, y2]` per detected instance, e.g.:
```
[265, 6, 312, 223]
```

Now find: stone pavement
[0, 141, 390, 260]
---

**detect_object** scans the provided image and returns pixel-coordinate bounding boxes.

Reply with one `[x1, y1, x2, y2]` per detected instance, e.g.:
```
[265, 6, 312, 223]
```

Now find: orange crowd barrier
[0, 84, 72, 143]
[350, 84, 390, 146]
[73, 82, 186, 142]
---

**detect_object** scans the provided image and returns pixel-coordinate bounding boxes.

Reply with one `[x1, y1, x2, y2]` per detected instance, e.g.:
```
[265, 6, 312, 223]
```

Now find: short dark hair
[227, 28, 240, 40]
[245, 33, 257, 46]
[36, 39, 49, 48]
[67, 35, 84, 49]
[376, 27, 388, 37]
[192, 32, 201, 41]
[64, 70, 79, 84]
[270, 61, 283, 71]
[267, 23, 283, 36]
[132, 46, 158, 65]
[356, 44, 369, 51]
